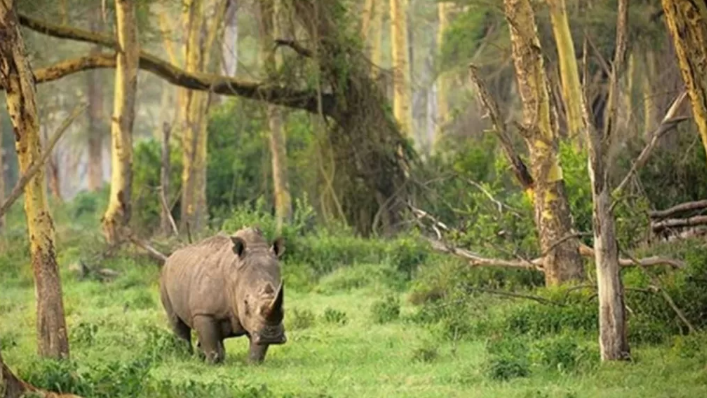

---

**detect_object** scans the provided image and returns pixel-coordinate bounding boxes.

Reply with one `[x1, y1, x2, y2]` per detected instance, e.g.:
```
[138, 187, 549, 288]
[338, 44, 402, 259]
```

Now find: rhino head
[230, 232, 287, 346]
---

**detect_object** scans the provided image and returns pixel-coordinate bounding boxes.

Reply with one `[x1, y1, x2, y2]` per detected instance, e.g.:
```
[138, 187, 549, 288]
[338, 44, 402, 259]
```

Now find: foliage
[483, 336, 531, 381]
[370, 294, 401, 324]
[321, 308, 348, 326]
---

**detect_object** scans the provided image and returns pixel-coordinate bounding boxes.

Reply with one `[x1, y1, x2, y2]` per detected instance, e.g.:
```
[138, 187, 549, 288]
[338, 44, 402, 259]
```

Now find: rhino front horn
[267, 283, 284, 315]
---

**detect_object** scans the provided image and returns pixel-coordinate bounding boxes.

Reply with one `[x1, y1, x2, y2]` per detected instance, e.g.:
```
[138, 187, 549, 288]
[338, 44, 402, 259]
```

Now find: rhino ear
[271, 237, 285, 258]
[231, 236, 246, 257]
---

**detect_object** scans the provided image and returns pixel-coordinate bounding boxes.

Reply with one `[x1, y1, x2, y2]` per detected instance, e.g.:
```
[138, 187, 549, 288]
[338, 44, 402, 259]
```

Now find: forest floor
[2, 251, 707, 398]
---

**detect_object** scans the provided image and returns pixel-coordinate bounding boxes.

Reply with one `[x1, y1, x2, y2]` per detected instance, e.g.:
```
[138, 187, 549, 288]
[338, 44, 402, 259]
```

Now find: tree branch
[648, 199, 707, 220]
[19, 14, 335, 115]
[613, 91, 689, 196]
[274, 39, 312, 57]
[468, 64, 534, 191]
[651, 215, 707, 233]
[0, 103, 85, 219]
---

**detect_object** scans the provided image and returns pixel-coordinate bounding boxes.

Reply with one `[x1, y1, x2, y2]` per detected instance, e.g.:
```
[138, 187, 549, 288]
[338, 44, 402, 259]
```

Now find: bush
[483, 337, 531, 381]
[411, 341, 438, 363]
[322, 308, 348, 325]
[532, 334, 597, 374]
[370, 294, 401, 324]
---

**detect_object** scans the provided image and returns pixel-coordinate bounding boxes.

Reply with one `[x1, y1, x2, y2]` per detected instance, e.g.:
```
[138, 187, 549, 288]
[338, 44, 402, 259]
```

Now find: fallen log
[651, 215, 707, 233]
[1, 350, 82, 398]
[648, 200, 707, 220]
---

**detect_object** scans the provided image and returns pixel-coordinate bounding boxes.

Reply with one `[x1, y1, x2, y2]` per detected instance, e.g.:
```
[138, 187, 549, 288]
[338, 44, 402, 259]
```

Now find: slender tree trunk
[546, 0, 584, 150]
[503, 0, 584, 286]
[179, 0, 225, 233]
[260, 0, 292, 231]
[390, 0, 413, 137]
[661, 0, 707, 161]
[369, 0, 384, 77]
[87, 10, 105, 192]
[435, 1, 452, 145]
[222, 0, 238, 77]
[102, 0, 139, 245]
[643, 50, 657, 137]
[0, 0, 70, 358]
[42, 125, 62, 202]
[589, 0, 630, 361]
[0, 117, 4, 232]
[160, 122, 172, 235]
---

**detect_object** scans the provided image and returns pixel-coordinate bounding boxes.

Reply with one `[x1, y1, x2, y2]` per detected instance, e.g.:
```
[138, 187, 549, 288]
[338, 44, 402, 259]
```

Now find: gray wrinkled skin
[159, 227, 286, 364]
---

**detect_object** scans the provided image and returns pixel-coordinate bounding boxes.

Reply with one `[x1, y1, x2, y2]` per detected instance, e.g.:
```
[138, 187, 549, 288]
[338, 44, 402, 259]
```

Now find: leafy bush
[370, 294, 401, 324]
[322, 308, 348, 325]
[483, 336, 531, 381]
[532, 334, 597, 374]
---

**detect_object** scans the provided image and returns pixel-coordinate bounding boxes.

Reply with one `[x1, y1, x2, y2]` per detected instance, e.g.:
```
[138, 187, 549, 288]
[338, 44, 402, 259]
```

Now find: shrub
[370, 295, 401, 324]
[533, 334, 597, 374]
[411, 342, 438, 363]
[322, 308, 348, 325]
[483, 337, 531, 381]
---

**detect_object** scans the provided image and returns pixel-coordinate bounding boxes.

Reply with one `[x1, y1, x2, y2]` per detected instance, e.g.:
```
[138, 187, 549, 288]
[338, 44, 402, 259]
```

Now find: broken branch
[648, 199, 707, 220]
[0, 103, 85, 219]
[274, 39, 312, 57]
[651, 215, 707, 233]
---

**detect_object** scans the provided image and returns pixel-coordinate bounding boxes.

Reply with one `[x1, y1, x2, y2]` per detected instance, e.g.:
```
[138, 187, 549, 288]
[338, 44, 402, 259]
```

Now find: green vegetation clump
[370, 294, 401, 324]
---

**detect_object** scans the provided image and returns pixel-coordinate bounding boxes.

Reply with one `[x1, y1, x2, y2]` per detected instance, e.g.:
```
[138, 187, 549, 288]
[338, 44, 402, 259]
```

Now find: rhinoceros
[159, 227, 286, 363]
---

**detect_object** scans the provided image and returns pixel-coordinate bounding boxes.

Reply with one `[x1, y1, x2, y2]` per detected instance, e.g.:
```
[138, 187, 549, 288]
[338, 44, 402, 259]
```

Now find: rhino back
[161, 234, 236, 326]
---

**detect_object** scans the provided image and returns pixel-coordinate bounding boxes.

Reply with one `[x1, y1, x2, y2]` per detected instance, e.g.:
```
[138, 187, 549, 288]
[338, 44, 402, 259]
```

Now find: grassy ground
[1, 250, 707, 398]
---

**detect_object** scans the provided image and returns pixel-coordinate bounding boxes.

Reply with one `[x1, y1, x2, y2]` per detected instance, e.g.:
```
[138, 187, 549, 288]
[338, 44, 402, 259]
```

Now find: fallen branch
[125, 232, 169, 265]
[0, 103, 85, 219]
[578, 243, 685, 269]
[1, 349, 82, 398]
[425, 236, 544, 271]
[648, 199, 707, 220]
[613, 91, 689, 196]
[651, 215, 707, 232]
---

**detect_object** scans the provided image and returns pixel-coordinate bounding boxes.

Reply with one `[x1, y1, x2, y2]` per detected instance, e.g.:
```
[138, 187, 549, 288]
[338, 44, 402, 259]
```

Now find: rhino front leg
[193, 315, 225, 364]
[248, 339, 269, 364]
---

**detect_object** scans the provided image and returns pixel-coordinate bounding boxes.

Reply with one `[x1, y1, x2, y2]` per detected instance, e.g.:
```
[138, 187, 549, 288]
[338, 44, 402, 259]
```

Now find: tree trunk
[260, 0, 292, 231]
[0, 0, 70, 359]
[588, 0, 630, 361]
[160, 123, 172, 235]
[546, 0, 584, 150]
[179, 0, 225, 234]
[503, 0, 584, 286]
[222, 0, 238, 77]
[86, 10, 105, 192]
[642, 50, 657, 137]
[661, 0, 707, 161]
[42, 125, 62, 202]
[435, 2, 452, 146]
[0, 117, 4, 232]
[102, 0, 139, 245]
[390, 0, 413, 137]
[368, 0, 384, 77]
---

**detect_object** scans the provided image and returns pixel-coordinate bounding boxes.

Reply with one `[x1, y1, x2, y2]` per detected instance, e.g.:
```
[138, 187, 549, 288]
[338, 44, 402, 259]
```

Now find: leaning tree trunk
[0, 116, 4, 232]
[368, 0, 384, 78]
[260, 0, 292, 231]
[589, 0, 630, 361]
[435, 1, 452, 145]
[102, 0, 139, 245]
[222, 0, 238, 77]
[0, 0, 70, 358]
[390, 0, 413, 137]
[661, 0, 707, 162]
[546, 0, 584, 150]
[503, 0, 584, 286]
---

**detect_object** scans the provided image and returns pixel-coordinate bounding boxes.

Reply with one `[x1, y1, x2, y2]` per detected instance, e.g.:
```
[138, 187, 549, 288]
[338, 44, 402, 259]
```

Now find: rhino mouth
[252, 325, 287, 345]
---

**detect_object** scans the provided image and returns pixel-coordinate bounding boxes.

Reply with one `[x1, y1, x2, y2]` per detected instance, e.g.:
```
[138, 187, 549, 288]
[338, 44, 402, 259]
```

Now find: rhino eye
[244, 299, 250, 315]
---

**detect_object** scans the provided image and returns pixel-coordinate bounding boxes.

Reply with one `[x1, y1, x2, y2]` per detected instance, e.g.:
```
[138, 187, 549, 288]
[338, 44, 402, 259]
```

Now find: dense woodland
[2, 0, 707, 396]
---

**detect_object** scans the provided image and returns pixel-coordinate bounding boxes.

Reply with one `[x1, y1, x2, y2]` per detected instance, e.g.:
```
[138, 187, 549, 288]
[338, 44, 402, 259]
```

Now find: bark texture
[589, 0, 630, 361]
[0, 117, 4, 232]
[390, 0, 412, 136]
[503, 0, 584, 286]
[260, 0, 292, 231]
[0, 0, 70, 358]
[102, 0, 139, 244]
[661, 0, 707, 160]
[546, 0, 584, 149]
[179, 0, 226, 234]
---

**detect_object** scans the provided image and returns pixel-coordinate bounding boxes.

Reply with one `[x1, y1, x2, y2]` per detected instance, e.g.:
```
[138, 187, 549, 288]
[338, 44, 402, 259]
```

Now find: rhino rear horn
[267, 283, 284, 316]
[231, 236, 246, 257]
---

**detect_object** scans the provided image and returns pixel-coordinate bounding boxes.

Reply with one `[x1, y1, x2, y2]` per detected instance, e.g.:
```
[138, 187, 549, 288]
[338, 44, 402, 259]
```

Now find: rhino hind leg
[193, 315, 225, 364]
[248, 339, 269, 364]
[160, 289, 193, 354]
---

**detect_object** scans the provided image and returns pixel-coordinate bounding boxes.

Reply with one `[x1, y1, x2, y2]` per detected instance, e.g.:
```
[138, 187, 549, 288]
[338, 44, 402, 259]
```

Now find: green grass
[2, 256, 707, 398]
